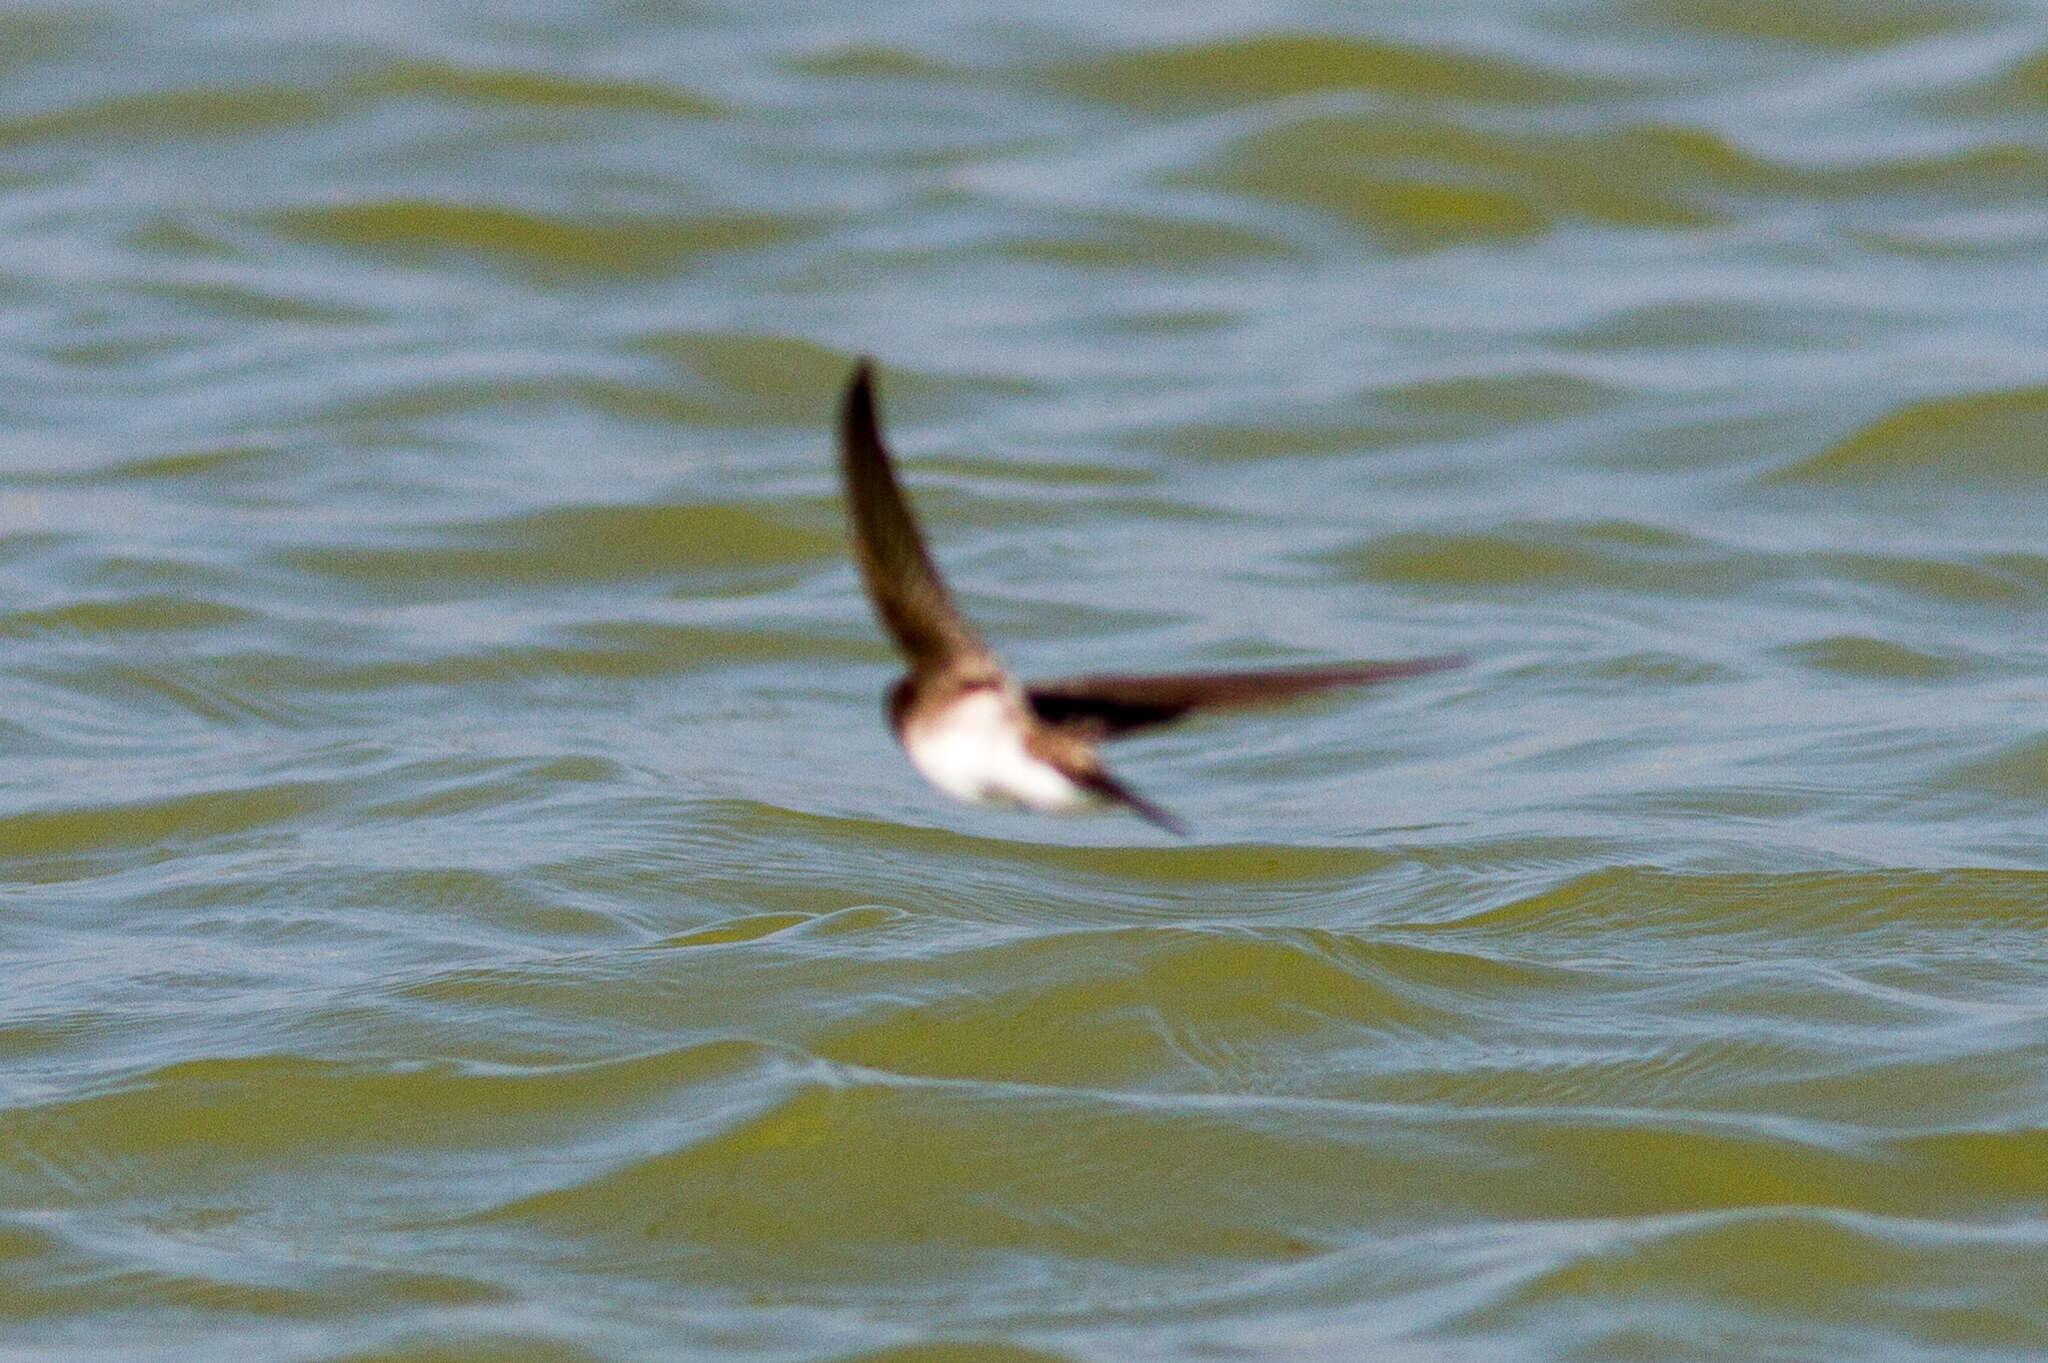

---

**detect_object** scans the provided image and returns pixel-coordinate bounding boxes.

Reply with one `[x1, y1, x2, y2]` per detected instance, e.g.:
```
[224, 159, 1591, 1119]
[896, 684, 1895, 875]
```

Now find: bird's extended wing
[837, 360, 992, 674]
[1026, 657, 1464, 741]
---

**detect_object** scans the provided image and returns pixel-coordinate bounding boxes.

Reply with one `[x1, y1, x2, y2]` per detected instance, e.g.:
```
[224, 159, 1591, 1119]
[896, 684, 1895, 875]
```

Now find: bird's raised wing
[1027, 657, 1464, 741]
[837, 360, 993, 675]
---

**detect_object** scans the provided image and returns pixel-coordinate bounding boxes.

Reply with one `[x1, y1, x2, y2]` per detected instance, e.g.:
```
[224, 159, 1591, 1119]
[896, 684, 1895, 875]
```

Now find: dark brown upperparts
[838, 361, 993, 677]
[1026, 656, 1466, 741]
[886, 670, 1006, 738]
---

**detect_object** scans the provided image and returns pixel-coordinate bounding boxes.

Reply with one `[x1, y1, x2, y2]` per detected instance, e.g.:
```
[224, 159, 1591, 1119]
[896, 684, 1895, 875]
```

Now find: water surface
[4, 2, 2048, 1359]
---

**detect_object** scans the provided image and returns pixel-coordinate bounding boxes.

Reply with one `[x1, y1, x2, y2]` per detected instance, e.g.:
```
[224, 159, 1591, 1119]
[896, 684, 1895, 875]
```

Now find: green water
[4, 3, 2048, 1359]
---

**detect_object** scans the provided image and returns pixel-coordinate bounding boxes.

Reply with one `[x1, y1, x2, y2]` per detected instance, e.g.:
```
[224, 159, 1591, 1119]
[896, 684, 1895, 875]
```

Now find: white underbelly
[903, 690, 1095, 812]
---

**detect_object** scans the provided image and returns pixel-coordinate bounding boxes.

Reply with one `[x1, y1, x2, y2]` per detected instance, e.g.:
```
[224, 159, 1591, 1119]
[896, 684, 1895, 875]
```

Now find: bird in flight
[836, 359, 1460, 835]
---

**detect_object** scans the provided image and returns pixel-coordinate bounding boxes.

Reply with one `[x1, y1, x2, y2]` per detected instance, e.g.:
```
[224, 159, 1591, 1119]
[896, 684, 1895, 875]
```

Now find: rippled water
[5, 2, 2048, 1359]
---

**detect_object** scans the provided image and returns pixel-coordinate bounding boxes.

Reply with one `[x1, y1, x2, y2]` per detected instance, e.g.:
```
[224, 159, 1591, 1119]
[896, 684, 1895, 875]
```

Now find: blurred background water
[3, 1, 2048, 1359]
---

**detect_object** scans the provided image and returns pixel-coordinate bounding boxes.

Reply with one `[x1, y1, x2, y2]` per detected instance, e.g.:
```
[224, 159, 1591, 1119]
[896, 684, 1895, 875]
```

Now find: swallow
[836, 359, 1461, 835]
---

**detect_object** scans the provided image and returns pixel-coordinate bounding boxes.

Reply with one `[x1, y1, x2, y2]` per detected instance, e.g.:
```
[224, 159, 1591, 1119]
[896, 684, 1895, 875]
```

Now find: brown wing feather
[837, 360, 991, 675]
[1027, 656, 1464, 740]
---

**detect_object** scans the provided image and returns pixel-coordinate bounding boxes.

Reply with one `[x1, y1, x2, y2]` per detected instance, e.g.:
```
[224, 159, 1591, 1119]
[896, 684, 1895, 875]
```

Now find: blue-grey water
[4, 2, 2048, 1360]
